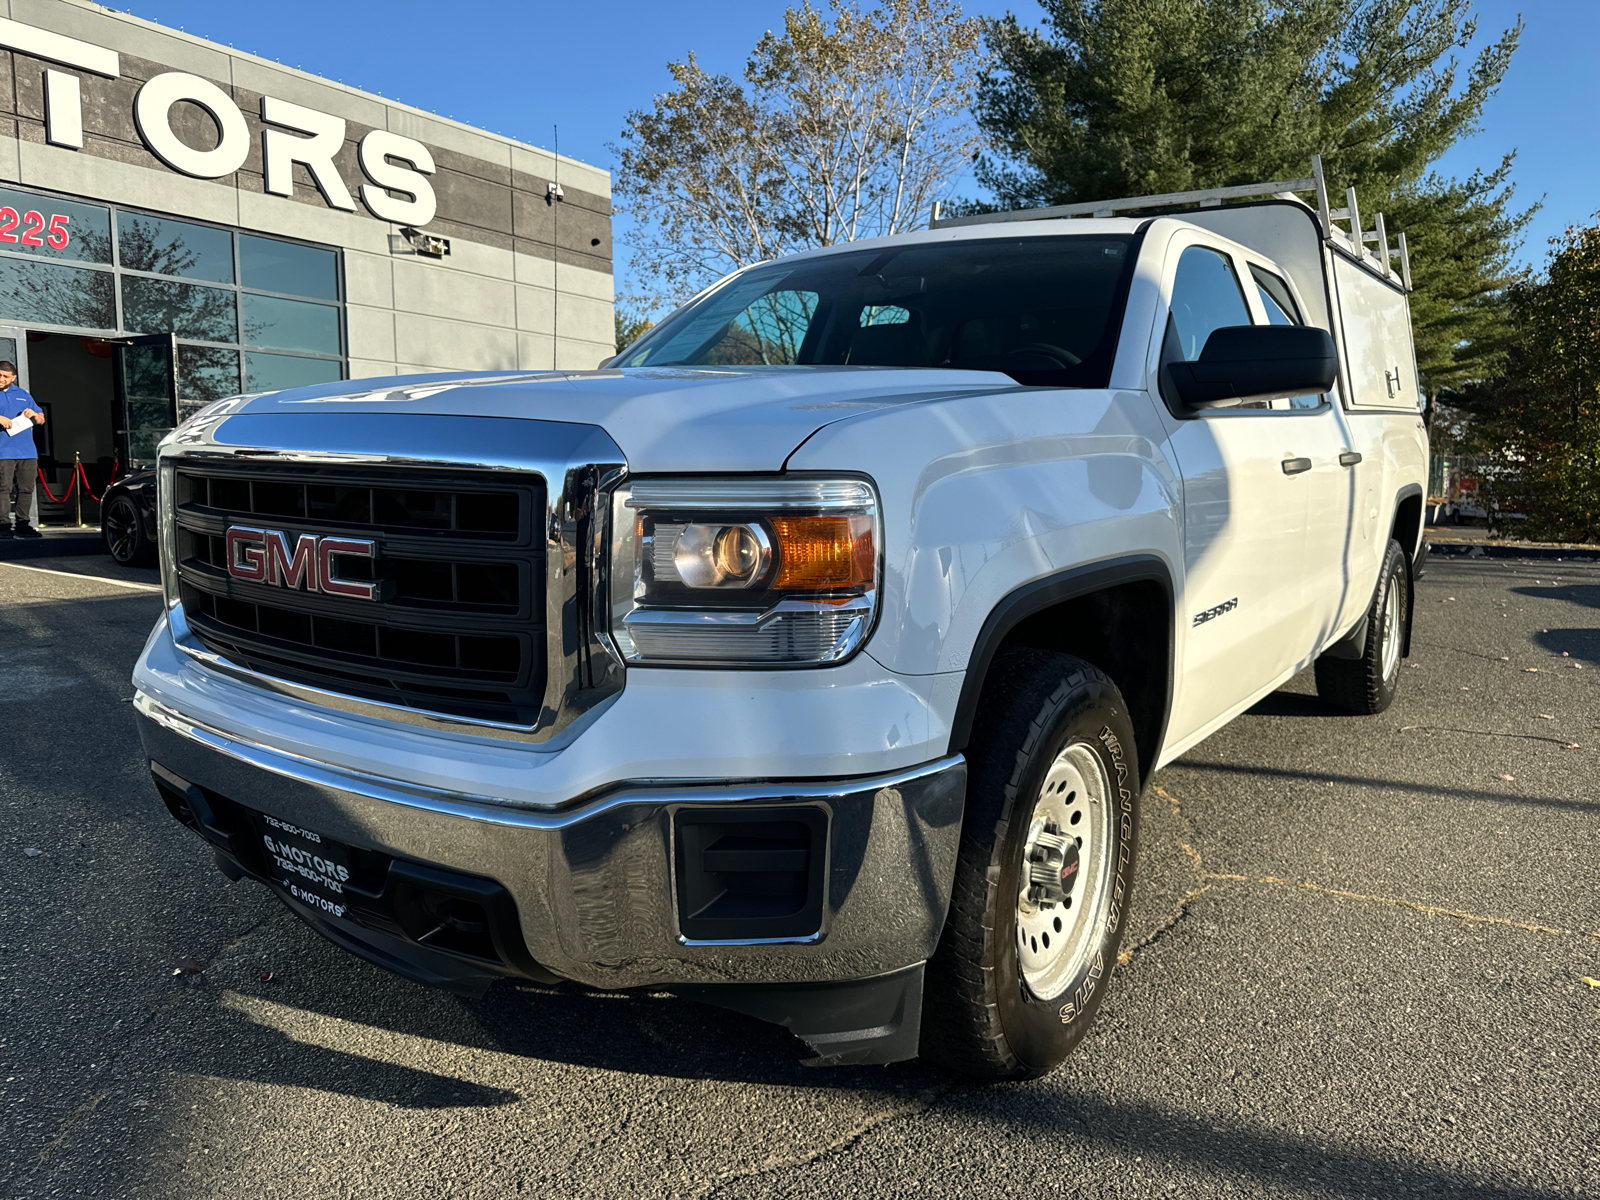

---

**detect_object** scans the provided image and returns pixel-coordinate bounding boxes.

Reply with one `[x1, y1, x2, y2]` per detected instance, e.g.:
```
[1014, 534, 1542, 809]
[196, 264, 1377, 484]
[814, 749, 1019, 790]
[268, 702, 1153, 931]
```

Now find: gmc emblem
[225, 526, 379, 600]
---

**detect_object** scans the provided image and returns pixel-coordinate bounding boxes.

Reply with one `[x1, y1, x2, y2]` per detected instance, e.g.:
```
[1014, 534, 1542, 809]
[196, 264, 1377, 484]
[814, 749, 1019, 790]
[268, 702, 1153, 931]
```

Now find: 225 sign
[0, 207, 70, 250]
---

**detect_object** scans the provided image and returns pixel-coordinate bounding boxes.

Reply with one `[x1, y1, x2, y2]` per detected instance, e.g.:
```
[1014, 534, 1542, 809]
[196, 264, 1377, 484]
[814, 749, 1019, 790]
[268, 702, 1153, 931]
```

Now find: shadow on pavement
[1172, 760, 1600, 815]
[1245, 689, 1341, 719]
[934, 1088, 1570, 1200]
[183, 989, 521, 1109]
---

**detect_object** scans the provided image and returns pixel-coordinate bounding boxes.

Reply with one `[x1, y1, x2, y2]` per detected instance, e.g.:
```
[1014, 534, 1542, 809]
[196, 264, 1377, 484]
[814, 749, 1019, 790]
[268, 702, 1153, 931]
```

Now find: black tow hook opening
[674, 806, 828, 941]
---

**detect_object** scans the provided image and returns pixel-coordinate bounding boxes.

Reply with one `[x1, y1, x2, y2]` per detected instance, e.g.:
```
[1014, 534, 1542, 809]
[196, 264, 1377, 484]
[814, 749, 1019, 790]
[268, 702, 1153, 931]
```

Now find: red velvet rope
[35, 466, 74, 504]
[32, 459, 119, 507]
[75, 460, 113, 503]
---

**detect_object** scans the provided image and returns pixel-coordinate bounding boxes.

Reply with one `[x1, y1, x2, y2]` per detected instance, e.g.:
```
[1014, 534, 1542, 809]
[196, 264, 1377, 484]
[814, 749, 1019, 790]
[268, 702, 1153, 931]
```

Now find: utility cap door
[1331, 255, 1418, 411]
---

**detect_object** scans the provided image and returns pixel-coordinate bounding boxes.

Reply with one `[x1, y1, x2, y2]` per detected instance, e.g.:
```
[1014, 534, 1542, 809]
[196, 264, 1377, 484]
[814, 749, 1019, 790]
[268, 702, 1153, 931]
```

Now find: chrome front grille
[172, 462, 547, 725]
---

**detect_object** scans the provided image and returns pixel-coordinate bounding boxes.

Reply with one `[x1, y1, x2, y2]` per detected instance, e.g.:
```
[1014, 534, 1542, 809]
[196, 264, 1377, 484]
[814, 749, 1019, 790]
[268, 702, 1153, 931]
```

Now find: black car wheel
[102, 493, 153, 566]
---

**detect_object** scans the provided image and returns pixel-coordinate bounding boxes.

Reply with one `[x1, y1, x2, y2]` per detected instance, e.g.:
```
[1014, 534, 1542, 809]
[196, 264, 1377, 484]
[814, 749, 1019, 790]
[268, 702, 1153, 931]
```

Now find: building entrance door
[113, 334, 178, 470]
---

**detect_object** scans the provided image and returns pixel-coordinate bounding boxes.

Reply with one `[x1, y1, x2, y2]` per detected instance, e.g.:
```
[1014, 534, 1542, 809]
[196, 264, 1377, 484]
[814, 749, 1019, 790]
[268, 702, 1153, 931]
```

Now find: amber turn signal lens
[771, 515, 875, 590]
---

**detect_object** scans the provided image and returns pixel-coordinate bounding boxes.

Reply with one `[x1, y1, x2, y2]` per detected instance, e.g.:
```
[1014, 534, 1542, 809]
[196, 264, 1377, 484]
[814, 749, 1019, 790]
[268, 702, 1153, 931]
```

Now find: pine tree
[974, 0, 1529, 399]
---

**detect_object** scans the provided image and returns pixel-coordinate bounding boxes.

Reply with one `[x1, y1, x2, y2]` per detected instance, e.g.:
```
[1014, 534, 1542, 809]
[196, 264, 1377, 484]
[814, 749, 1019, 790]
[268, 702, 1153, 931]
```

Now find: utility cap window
[618, 235, 1138, 387]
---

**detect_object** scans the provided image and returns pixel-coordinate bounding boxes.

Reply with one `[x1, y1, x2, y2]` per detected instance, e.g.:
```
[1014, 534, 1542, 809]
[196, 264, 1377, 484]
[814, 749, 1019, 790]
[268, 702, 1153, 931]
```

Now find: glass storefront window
[247, 352, 342, 392]
[0, 257, 115, 329]
[0, 187, 112, 265]
[240, 235, 337, 300]
[117, 213, 235, 283]
[241, 293, 340, 356]
[177, 344, 242, 410]
[0, 185, 345, 406]
[122, 276, 239, 343]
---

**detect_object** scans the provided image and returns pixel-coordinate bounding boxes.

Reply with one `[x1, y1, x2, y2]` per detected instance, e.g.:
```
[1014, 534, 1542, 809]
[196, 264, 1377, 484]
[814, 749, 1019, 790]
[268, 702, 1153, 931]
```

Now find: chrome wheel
[1016, 741, 1114, 1000]
[1380, 572, 1401, 681]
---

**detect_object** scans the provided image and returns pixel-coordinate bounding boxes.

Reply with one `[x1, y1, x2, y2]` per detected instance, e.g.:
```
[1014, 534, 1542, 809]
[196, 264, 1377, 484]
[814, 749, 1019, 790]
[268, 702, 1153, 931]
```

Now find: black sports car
[100, 468, 158, 567]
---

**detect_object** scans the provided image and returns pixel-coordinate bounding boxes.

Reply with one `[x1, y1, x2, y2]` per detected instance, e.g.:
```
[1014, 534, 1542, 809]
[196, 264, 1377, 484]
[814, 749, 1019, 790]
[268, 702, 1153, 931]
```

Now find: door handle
[1281, 457, 1313, 475]
[1339, 451, 1363, 467]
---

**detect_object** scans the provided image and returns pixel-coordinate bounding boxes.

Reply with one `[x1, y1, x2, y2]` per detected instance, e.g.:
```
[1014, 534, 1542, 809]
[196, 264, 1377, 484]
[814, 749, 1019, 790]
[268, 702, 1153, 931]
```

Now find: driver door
[1152, 238, 1315, 748]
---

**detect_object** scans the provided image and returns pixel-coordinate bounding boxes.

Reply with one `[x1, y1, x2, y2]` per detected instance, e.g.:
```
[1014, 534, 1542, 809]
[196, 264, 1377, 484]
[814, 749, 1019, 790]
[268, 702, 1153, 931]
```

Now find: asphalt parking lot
[1, 549, 1595, 1199]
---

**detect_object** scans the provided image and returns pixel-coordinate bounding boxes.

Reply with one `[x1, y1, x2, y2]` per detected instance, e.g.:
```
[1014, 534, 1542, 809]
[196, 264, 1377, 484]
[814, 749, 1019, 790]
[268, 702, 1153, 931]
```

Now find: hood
[208, 366, 1017, 472]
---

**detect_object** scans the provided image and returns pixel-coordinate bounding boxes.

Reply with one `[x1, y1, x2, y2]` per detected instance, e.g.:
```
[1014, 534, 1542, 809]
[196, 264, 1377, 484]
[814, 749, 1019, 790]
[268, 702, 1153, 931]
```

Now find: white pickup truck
[133, 162, 1427, 1080]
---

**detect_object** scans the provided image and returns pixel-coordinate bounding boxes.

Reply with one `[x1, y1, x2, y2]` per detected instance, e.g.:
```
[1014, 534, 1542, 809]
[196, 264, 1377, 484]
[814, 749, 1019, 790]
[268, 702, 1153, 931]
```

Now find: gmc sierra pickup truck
[133, 161, 1427, 1080]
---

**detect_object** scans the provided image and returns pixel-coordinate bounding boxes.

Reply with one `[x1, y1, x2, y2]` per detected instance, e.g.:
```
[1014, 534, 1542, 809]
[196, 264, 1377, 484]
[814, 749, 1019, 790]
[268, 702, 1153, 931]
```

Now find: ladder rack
[929, 154, 1411, 291]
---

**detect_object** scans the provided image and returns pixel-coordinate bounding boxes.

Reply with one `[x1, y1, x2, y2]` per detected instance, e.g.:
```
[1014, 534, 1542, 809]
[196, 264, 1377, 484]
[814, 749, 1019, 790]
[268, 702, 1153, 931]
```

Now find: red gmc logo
[225, 526, 378, 600]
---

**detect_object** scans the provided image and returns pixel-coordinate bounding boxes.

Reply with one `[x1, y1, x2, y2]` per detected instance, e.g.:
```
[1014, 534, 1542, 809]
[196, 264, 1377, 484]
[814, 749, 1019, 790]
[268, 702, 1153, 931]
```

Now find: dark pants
[1, 457, 36, 525]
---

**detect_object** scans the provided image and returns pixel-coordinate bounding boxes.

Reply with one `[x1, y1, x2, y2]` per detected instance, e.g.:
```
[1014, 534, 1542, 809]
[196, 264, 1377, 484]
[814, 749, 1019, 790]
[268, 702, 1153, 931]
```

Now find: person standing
[0, 360, 45, 540]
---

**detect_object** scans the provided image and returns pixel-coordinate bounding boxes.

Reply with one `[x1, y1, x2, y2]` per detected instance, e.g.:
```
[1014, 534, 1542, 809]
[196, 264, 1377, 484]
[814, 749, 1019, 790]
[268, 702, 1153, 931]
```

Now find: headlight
[608, 477, 880, 666]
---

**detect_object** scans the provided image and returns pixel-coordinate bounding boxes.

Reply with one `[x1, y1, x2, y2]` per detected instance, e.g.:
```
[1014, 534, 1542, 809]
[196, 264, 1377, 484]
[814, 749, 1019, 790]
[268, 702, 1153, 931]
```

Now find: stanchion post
[73, 450, 83, 528]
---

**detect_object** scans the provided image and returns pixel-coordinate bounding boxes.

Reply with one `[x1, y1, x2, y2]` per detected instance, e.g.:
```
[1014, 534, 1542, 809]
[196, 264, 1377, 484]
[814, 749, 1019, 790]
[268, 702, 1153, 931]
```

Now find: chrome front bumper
[134, 693, 965, 992]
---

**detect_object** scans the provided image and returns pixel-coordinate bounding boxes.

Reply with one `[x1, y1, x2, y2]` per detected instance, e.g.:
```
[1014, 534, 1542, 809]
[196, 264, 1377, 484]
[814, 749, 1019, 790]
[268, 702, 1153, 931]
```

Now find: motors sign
[0, 15, 439, 227]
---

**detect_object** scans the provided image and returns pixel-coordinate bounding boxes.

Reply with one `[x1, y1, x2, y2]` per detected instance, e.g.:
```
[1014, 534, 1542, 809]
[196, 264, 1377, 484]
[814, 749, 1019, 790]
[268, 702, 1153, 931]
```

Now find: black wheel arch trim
[945, 554, 1176, 771]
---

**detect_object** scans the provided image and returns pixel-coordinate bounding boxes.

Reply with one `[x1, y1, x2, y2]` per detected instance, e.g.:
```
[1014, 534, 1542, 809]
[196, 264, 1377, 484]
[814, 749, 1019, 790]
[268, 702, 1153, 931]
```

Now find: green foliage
[973, 0, 1529, 397]
[1470, 222, 1600, 544]
[977, 0, 1519, 204]
[614, 308, 654, 356]
[1388, 158, 1533, 402]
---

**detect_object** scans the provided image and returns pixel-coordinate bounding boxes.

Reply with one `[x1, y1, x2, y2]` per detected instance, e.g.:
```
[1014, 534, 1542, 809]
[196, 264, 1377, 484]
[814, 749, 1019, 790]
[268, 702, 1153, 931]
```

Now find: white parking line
[0, 561, 163, 592]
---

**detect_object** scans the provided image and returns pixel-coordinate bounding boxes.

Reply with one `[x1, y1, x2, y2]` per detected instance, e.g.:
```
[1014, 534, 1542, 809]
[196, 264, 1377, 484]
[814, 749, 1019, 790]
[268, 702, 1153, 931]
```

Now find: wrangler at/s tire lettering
[921, 649, 1140, 1081]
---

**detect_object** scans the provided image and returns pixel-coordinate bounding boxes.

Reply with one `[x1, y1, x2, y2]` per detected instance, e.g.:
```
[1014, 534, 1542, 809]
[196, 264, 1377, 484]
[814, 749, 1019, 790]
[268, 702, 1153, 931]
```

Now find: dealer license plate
[249, 811, 353, 919]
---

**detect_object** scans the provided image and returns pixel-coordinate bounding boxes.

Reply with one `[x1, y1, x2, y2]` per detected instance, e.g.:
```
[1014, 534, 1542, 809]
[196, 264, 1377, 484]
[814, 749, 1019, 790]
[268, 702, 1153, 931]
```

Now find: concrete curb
[1426, 541, 1600, 562]
[0, 532, 104, 560]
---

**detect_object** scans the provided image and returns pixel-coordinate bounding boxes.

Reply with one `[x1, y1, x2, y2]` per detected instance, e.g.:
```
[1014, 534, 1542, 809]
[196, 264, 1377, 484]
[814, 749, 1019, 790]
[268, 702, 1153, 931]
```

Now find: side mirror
[1165, 325, 1338, 410]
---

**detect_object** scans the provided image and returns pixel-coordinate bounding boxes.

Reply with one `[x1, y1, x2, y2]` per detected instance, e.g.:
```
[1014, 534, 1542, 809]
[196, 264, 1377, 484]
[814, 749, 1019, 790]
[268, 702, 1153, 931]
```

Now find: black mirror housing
[1165, 325, 1338, 410]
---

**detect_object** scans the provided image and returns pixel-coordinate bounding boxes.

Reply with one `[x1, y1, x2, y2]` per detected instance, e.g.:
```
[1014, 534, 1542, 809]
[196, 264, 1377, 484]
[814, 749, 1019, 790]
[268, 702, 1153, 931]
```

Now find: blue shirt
[0, 384, 39, 460]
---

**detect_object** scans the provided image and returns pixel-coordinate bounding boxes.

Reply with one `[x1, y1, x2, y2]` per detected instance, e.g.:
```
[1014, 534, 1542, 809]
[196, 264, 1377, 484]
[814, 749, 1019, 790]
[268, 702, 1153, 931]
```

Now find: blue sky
[122, 0, 1593, 286]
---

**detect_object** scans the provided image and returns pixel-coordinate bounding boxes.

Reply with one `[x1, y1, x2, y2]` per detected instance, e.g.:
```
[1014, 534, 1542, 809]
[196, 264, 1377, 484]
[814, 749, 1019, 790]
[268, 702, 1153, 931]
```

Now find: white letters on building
[357, 131, 437, 227]
[0, 16, 120, 149]
[0, 15, 445, 228]
[261, 97, 357, 212]
[134, 72, 251, 179]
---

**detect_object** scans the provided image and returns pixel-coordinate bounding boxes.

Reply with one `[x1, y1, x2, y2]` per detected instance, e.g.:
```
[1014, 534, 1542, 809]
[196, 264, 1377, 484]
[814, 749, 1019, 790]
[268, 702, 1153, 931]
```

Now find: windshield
[616, 234, 1139, 387]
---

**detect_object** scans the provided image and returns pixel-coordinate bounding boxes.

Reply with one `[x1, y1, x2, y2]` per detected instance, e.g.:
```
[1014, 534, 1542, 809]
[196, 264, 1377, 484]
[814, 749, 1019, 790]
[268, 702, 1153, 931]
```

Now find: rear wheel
[102, 493, 152, 566]
[921, 650, 1139, 1081]
[1315, 538, 1408, 714]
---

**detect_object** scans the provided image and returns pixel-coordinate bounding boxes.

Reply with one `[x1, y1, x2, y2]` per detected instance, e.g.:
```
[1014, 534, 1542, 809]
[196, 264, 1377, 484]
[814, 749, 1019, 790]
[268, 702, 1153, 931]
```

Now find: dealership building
[0, 0, 614, 515]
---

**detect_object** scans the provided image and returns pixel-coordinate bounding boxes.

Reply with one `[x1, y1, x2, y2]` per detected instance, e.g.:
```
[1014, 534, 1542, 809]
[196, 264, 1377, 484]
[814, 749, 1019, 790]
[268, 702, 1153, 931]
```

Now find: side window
[1168, 246, 1252, 360]
[1249, 265, 1323, 410]
[1250, 266, 1302, 326]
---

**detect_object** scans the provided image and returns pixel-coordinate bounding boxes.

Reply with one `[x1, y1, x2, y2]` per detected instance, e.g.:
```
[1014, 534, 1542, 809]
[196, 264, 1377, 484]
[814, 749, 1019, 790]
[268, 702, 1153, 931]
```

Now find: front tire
[1315, 538, 1409, 714]
[921, 650, 1140, 1081]
[102, 493, 153, 566]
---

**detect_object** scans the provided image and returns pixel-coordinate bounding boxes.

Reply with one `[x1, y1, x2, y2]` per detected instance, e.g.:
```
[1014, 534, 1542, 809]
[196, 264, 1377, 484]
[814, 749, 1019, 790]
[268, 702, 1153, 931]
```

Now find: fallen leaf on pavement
[171, 957, 205, 976]
[1583, 977, 1600, 989]
[1565, 744, 1581, 751]
[1499, 656, 1510, 661]
[1497, 774, 1515, 782]
[22, 847, 41, 857]
[259, 972, 274, 983]
[1524, 667, 1539, 673]
[1538, 714, 1555, 720]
